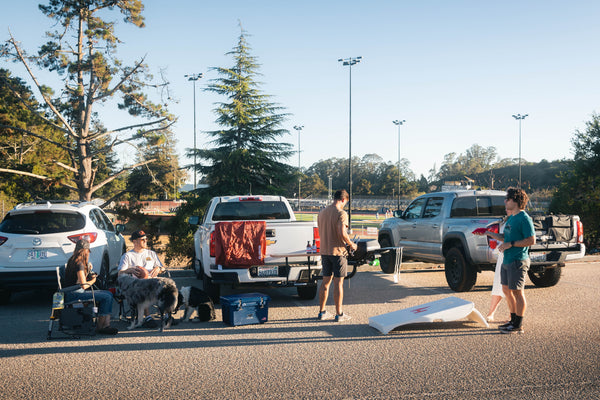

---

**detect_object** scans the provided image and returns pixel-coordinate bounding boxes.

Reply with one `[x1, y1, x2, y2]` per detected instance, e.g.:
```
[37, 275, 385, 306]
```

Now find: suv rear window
[0, 211, 86, 234]
[212, 201, 291, 221]
[450, 196, 506, 218]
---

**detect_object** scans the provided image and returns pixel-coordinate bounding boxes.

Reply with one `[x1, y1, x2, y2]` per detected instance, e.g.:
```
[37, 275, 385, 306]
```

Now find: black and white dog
[117, 275, 179, 331]
[178, 286, 216, 322]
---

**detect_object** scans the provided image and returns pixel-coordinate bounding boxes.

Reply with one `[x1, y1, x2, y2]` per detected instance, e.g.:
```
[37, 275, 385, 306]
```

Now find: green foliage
[2, 1, 175, 202]
[127, 130, 187, 200]
[164, 191, 212, 266]
[0, 68, 72, 200]
[551, 114, 600, 250]
[193, 26, 294, 195]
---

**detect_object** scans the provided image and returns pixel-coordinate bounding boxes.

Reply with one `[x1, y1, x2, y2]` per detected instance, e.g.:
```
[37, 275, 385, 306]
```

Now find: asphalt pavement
[1, 257, 599, 399]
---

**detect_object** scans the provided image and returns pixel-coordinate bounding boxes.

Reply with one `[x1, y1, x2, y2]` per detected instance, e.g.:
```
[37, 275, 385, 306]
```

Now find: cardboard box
[220, 293, 270, 326]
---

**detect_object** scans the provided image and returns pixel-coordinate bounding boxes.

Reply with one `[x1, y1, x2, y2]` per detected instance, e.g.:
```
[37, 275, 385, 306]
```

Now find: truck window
[450, 196, 506, 217]
[422, 197, 444, 218]
[403, 198, 427, 219]
[212, 201, 291, 221]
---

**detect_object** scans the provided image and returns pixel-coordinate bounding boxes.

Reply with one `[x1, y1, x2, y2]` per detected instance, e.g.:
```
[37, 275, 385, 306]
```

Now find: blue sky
[2, 1, 599, 181]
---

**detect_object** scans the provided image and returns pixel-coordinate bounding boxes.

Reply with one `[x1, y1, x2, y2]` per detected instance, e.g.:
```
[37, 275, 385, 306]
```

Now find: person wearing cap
[118, 230, 164, 279]
[64, 239, 118, 335]
[118, 230, 165, 328]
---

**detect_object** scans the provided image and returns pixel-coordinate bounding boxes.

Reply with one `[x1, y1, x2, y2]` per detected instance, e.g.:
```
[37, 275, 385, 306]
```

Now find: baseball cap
[75, 238, 90, 251]
[131, 230, 147, 240]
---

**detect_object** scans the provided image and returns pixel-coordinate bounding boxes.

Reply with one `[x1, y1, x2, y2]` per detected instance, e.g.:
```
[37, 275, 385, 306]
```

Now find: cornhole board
[369, 296, 489, 334]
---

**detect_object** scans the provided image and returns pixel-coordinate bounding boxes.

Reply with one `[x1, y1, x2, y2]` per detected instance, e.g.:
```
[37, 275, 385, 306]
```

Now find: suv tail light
[576, 220, 584, 243]
[0, 236, 7, 246]
[313, 227, 320, 253]
[486, 223, 500, 249]
[68, 232, 98, 244]
[209, 231, 216, 257]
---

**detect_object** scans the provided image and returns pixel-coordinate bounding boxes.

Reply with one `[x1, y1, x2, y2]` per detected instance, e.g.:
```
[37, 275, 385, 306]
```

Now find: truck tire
[444, 247, 477, 292]
[378, 236, 398, 274]
[203, 276, 220, 304]
[194, 255, 204, 280]
[528, 266, 561, 287]
[297, 284, 318, 300]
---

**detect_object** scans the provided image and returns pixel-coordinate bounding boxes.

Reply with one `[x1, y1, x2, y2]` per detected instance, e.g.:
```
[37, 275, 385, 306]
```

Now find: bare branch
[7, 33, 78, 140]
[91, 158, 157, 193]
[91, 117, 170, 142]
[54, 161, 78, 173]
[0, 168, 78, 191]
[0, 124, 73, 153]
[94, 56, 147, 102]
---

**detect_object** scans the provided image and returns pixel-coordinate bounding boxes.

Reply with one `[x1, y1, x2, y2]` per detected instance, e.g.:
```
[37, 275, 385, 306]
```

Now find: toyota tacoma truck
[377, 190, 585, 292]
[189, 195, 321, 302]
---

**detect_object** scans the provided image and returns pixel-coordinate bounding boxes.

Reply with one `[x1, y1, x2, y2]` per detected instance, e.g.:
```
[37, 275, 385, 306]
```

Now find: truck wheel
[528, 266, 561, 287]
[297, 284, 318, 300]
[194, 256, 204, 280]
[203, 277, 220, 304]
[444, 247, 477, 292]
[378, 237, 398, 274]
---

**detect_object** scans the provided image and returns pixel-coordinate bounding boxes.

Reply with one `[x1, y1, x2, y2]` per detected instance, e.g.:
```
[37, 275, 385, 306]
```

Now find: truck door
[397, 197, 428, 257]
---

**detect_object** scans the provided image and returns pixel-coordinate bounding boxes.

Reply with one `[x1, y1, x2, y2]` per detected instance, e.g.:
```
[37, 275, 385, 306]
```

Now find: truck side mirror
[393, 210, 403, 218]
[116, 224, 126, 233]
[188, 216, 200, 225]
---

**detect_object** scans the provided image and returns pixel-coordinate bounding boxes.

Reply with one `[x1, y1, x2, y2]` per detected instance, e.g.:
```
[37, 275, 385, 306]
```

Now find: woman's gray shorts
[501, 259, 530, 290]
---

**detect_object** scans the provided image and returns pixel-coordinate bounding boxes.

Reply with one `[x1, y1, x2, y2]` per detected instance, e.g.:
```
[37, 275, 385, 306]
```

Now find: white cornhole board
[369, 296, 489, 334]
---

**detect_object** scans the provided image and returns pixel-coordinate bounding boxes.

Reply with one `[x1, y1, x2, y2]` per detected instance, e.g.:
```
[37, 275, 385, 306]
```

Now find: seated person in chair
[64, 239, 118, 335]
[118, 230, 165, 328]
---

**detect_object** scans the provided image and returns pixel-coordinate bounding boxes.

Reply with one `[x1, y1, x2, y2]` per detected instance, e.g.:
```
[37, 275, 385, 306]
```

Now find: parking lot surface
[1, 258, 599, 399]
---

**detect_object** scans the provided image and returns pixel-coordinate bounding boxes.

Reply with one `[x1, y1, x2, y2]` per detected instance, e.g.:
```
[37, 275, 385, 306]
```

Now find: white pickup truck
[189, 195, 321, 302]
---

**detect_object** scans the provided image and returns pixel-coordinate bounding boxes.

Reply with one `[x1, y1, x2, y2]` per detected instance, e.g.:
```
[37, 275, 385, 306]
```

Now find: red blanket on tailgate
[215, 221, 266, 267]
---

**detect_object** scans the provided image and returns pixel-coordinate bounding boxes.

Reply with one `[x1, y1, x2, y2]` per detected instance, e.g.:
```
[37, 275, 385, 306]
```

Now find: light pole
[392, 119, 405, 211]
[338, 56, 362, 228]
[185, 73, 203, 192]
[293, 125, 304, 211]
[512, 113, 528, 188]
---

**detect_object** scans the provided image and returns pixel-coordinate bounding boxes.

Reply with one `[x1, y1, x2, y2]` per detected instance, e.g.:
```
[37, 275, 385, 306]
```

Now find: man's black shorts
[321, 255, 348, 278]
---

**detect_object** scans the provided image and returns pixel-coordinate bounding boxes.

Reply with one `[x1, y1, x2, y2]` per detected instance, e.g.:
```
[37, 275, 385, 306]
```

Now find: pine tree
[195, 26, 294, 195]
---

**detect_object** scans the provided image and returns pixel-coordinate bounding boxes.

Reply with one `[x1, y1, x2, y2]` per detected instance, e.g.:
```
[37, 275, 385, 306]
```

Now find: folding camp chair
[47, 266, 97, 340]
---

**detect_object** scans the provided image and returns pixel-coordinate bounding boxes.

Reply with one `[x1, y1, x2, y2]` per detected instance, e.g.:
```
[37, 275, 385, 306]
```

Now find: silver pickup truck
[377, 190, 585, 292]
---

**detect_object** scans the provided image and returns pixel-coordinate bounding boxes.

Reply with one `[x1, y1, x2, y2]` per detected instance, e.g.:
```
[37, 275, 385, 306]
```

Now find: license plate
[257, 266, 279, 277]
[530, 253, 547, 262]
[27, 250, 48, 260]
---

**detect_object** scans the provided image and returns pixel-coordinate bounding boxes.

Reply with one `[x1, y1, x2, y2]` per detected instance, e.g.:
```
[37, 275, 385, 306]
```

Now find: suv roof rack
[14, 200, 89, 210]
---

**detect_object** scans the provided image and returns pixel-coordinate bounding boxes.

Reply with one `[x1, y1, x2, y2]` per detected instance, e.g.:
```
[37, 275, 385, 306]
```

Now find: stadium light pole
[512, 113, 528, 188]
[293, 125, 304, 211]
[338, 56, 362, 229]
[185, 73, 203, 192]
[392, 119, 405, 211]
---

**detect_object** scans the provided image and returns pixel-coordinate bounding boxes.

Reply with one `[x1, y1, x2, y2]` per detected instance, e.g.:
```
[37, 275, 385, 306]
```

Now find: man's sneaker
[498, 321, 513, 330]
[500, 323, 524, 334]
[335, 313, 351, 322]
[318, 310, 334, 320]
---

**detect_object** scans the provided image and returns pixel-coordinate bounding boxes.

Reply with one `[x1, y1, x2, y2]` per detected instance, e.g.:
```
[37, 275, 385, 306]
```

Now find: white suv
[0, 200, 126, 303]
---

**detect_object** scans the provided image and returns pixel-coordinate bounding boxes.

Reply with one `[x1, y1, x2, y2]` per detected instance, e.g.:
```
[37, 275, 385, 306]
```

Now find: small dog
[117, 275, 179, 331]
[178, 286, 216, 322]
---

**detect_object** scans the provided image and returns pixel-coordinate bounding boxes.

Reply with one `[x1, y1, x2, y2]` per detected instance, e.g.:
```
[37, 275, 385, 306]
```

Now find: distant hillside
[437, 160, 572, 192]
